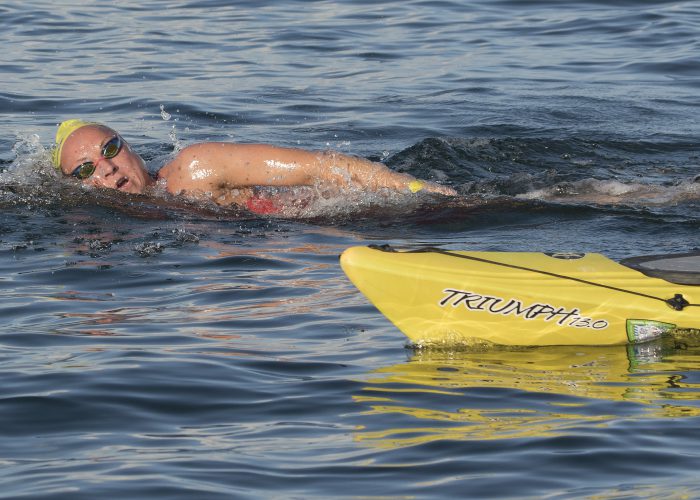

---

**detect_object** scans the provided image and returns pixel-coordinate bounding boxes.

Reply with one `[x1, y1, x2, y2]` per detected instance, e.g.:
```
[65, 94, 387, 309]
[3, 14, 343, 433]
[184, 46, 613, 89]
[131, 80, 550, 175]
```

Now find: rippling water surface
[2, 1, 700, 498]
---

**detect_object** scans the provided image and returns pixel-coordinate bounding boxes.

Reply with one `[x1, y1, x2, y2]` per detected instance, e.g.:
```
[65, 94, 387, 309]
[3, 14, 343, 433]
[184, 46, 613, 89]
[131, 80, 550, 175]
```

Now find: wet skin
[58, 124, 458, 200]
[59, 125, 153, 195]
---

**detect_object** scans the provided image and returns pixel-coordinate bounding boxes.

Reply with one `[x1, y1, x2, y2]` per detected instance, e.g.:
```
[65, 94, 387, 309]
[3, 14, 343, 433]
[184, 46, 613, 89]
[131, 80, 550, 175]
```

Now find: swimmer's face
[59, 125, 152, 194]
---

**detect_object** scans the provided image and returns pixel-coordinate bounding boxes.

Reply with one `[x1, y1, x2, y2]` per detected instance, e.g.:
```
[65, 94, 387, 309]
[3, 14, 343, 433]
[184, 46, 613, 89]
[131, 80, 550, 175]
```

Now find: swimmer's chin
[118, 180, 143, 194]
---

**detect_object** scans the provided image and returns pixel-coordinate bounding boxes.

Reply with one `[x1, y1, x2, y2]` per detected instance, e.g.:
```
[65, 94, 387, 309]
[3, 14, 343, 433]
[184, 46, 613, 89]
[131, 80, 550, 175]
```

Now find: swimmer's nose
[95, 157, 119, 176]
[107, 163, 119, 176]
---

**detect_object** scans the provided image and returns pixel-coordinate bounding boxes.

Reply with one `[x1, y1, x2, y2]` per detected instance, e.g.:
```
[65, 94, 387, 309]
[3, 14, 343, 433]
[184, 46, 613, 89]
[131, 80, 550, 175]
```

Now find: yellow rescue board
[340, 246, 699, 346]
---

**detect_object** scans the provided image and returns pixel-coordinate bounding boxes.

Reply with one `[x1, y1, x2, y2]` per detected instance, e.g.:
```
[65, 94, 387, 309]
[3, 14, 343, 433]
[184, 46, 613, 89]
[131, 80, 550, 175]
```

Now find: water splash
[0, 134, 68, 209]
[518, 178, 700, 207]
[159, 104, 172, 121]
[160, 104, 183, 152]
[2, 133, 697, 222]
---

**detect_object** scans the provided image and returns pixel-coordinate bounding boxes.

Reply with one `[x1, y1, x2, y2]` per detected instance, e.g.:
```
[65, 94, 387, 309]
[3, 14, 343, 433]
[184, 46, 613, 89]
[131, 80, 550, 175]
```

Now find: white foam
[517, 178, 699, 206]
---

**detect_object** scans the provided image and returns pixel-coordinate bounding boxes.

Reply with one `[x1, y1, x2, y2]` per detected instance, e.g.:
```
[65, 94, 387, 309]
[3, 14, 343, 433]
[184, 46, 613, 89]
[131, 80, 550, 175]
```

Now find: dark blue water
[1, 1, 699, 498]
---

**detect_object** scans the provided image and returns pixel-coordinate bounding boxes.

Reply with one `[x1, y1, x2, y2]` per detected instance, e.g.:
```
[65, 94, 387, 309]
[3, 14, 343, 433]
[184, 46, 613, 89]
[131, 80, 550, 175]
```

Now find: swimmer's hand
[314, 152, 457, 196]
[408, 180, 457, 196]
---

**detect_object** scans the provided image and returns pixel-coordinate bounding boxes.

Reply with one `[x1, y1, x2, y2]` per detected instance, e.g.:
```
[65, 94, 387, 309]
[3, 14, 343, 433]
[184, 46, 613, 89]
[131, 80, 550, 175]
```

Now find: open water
[2, 1, 700, 498]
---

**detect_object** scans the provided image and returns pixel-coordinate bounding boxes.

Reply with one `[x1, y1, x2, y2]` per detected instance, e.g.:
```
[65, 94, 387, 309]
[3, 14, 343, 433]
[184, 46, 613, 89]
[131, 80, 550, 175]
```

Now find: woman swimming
[52, 119, 456, 212]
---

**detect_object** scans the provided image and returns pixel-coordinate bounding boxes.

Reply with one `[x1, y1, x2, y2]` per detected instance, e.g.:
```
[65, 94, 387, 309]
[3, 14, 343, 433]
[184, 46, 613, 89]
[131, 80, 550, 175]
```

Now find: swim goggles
[70, 135, 122, 179]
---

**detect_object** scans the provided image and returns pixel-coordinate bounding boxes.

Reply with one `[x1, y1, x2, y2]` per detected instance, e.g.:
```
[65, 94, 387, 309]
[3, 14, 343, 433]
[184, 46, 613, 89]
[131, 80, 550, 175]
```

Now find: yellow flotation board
[340, 246, 700, 346]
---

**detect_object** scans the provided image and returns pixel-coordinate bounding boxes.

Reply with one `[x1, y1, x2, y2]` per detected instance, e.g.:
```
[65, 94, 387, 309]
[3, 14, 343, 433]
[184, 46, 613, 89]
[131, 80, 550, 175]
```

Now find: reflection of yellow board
[340, 246, 699, 346]
[353, 344, 700, 447]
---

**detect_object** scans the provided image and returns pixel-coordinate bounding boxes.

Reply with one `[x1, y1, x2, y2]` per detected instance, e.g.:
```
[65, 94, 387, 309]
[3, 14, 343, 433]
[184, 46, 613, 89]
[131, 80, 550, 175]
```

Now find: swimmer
[52, 119, 456, 212]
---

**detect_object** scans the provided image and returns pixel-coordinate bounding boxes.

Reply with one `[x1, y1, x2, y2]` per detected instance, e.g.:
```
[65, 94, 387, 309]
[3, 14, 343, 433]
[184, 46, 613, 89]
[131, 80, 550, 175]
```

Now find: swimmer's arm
[159, 143, 456, 195]
[309, 150, 457, 195]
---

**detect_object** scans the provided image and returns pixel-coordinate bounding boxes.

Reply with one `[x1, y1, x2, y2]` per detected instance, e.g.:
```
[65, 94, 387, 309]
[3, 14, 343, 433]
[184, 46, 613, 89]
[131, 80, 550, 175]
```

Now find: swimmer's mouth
[116, 177, 129, 190]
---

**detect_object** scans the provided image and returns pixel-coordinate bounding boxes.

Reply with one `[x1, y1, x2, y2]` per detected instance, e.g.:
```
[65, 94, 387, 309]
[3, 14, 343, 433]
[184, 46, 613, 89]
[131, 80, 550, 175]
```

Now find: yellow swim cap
[52, 119, 96, 169]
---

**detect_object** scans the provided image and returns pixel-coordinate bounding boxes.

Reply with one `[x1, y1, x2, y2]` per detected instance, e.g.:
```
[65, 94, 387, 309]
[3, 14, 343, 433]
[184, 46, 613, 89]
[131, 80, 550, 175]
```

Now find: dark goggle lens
[71, 162, 97, 179]
[102, 136, 122, 158]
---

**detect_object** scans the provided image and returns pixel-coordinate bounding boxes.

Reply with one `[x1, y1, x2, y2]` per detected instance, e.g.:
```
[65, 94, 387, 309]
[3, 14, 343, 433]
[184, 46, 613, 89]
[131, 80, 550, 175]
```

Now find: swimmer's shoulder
[157, 147, 194, 193]
[158, 143, 229, 194]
